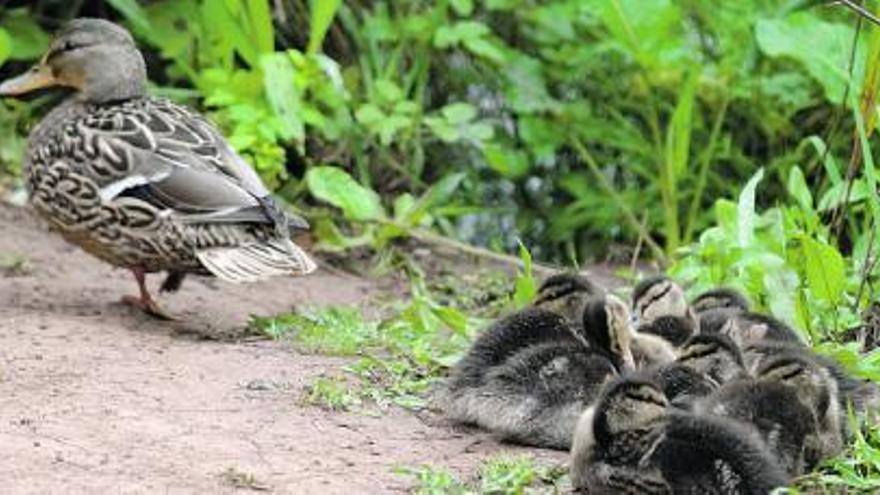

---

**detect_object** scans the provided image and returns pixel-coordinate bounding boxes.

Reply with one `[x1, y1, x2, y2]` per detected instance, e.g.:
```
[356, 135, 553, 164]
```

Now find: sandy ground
[0, 203, 566, 494]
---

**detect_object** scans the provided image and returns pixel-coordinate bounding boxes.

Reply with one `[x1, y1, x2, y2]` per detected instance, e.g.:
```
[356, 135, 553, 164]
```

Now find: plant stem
[684, 96, 729, 244]
[569, 137, 669, 265]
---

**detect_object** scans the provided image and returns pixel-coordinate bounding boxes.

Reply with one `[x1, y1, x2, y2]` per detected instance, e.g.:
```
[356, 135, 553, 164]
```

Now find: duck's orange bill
[0, 64, 56, 96]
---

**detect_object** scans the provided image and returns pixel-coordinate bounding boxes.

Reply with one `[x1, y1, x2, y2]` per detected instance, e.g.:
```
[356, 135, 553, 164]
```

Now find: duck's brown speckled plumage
[2, 18, 315, 317]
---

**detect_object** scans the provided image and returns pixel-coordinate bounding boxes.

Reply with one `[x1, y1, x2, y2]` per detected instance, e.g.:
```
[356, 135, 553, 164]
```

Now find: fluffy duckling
[743, 340, 878, 423]
[692, 287, 751, 314]
[701, 310, 804, 346]
[571, 375, 789, 494]
[631, 276, 698, 346]
[695, 351, 843, 476]
[654, 333, 747, 408]
[585, 295, 677, 368]
[533, 272, 604, 326]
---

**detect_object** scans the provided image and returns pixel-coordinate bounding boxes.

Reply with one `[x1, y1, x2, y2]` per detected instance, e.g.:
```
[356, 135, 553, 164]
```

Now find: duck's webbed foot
[121, 266, 174, 320]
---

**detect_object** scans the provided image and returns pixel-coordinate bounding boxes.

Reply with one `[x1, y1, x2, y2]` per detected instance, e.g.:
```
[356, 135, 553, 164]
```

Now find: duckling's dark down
[695, 351, 843, 476]
[571, 375, 789, 494]
[533, 272, 604, 326]
[692, 287, 751, 314]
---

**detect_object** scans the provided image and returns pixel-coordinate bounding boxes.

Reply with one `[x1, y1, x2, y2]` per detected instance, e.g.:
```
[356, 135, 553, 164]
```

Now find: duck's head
[593, 376, 668, 443]
[692, 287, 750, 314]
[632, 276, 692, 325]
[756, 352, 836, 418]
[0, 18, 146, 102]
[677, 333, 746, 385]
[582, 294, 636, 372]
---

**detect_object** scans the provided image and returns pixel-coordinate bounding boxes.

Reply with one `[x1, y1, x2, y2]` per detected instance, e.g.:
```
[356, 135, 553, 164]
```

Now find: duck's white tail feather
[196, 238, 317, 283]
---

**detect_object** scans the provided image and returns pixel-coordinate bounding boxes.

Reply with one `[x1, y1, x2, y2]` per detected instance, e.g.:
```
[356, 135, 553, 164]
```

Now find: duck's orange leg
[120, 266, 174, 320]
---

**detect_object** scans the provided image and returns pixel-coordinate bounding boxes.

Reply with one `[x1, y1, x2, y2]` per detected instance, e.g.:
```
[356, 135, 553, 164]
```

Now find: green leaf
[355, 104, 386, 127]
[463, 37, 506, 64]
[450, 0, 474, 16]
[483, 144, 530, 179]
[756, 13, 863, 103]
[787, 166, 813, 211]
[106, 0, 152, 34]
[0, 28, 11, 66]
[308, 0, 342, 54]
[737, 168, 764, 248]
[306, 166, 385, 221]
[441, 103, 477, 124]
[260, 53, 305, 145]
[800, 237, 846, 306]
[513, 242, 537, 308]
[0, 10, 49, 60]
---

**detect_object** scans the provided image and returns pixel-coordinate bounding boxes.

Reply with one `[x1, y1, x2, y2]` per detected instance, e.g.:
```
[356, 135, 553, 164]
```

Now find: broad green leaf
[450, 0, 474, 16]
[737, 168, 764, 248]
[786, 166, 813, 211]
[0, 28, 11, 66]
[800, 237, 846, 306]
[306, 166, 385, 221]
[591, 0, 687, 71]
[0, 10, 49, 60]
[756, 13, 863, 103]
[441, 103, 477, 124]
[355, 104, 385, 126]
[407, 172, 467, 225]
[483, 144, 530, 179]
[307, 0, 342, 55]
[463, 37, 506, 64]
[260, 53, 305, 145]
[665, 69, 698, 177]
[513, 242, 537, 308]
[106, 0, 152, 34]
[246, 0, 274, 55]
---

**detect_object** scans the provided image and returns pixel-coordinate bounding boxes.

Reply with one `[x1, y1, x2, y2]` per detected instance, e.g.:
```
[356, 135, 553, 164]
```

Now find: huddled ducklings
[631, 276, 698, 346]
[571, 375, 789, 494]
[439, 293, 638, 449]
[651, 333, 748, 408]
[692, 287, 751, 314]
[694, 350, 844, 476]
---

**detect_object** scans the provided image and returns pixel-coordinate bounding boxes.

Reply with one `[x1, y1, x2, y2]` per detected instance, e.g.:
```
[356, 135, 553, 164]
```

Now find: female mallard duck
[0, 18, 316, 318]
[570, 375, 789, 494]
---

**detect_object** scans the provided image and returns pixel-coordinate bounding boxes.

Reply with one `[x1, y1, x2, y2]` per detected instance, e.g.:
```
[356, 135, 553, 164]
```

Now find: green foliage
[301, 375, 360, 412]
[400, 455, 567, 495]
[512, 242, 537, 309]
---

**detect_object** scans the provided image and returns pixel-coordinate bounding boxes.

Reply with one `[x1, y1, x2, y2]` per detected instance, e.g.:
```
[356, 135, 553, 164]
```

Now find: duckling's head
[534, 272, 603, 324]
[582, 294, 636, 371]
[677, 334, 746, 385]
[632, 276, 691, 325]
[692, 287, 750, 314]
[593, 376, 668, 443]
[0, 18, 146, 102]
[756, 352, 836, 418]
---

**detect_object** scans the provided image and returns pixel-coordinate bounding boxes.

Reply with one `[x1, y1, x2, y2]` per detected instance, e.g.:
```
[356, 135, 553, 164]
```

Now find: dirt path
[0, 203, 565, 494]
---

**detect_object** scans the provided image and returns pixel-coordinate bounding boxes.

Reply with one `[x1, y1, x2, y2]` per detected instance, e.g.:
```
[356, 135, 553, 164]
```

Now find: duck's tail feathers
[196, 238, 317, 283]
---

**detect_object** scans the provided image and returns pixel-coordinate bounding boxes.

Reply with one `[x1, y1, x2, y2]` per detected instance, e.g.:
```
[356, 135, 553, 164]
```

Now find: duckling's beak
[620, 347, 636, 371]
[0, 63, 57, 96]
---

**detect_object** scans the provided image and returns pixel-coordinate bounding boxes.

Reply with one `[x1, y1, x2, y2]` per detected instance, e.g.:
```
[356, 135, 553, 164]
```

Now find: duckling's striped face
[677, 335, 745, 384]
[602, 380, 668, 434]
[633, 278, 689, 325]
[605, 295, 636, 371]
[757, 354, 833, 413]
[692, 288, 750, 314]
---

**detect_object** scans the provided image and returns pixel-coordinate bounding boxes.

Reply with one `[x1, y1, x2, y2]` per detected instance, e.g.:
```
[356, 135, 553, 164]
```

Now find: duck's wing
[80, 98, 307, 231]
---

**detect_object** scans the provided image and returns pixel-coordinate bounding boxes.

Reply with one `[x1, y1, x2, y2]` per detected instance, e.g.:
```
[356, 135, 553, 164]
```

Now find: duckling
[533, 272, 604, 327]
[571, 375, 789, 494]
[631, 276, 698, 346]
[701, 310, 804, 346]
[692, 287, 751, 314]
[743, 339, 877, 423]
[653, 333, 747, 408]
[585, 295, 677, 368]
[694, 351, 842, 476]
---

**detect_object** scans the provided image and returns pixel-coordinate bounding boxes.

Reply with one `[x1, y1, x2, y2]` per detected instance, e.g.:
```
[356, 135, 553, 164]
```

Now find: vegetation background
[3, 0, 880, 491]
